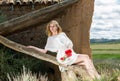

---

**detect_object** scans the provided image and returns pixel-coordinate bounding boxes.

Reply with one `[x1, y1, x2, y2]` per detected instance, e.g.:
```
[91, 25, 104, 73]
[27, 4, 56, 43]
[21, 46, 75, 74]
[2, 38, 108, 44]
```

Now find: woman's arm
[27, 46, 57, 56]
[60, 33, 73, 49]
[27, 46, 47, 53]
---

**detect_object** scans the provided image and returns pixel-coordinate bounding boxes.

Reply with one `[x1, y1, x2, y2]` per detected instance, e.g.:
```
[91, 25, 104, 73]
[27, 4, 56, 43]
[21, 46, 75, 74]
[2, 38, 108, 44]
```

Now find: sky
[90, 0, 120, 39]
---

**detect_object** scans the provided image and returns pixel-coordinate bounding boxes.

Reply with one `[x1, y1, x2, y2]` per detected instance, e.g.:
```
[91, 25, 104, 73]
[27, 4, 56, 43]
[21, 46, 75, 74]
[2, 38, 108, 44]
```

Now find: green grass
[93, 54, 120, 70]
[91, 43, 120, 50]
[90, 43, 120, 81]
[91, 43, 120, 67]
[93, 54, 120, 59]
[92, 51, 120, 54]
[91, 43, 120, 54]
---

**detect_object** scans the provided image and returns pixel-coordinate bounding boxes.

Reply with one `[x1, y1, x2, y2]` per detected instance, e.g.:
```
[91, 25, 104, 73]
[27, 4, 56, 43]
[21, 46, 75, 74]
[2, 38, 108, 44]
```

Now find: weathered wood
[61, 65, 93, 81]
[0, 35, 78, 70]
[0, 35, 92, 81]
[0, 0, 79, 36]
[0, 35, 58, 65]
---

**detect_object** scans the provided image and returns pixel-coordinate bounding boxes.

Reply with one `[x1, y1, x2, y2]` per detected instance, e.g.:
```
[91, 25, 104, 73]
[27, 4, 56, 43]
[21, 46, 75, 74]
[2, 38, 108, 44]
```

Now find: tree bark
[60, 0, 94, 58]
[0, 0, 79, 36]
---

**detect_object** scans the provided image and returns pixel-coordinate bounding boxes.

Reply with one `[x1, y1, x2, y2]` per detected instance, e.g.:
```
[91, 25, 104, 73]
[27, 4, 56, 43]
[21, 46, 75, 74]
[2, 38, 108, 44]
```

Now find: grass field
[90, 43, 120, 81]
[91, 43, 120, 54]
[90, 43, 120, 61]
[90, 43, 120, 69]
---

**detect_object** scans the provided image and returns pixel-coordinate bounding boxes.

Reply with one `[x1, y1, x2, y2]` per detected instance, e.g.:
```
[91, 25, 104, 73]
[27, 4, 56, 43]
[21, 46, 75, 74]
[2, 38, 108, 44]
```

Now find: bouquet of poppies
[60, 49, 72, 61]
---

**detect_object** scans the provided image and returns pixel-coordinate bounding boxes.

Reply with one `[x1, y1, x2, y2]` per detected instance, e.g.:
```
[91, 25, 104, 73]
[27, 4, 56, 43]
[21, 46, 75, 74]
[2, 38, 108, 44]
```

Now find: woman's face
[49, 23, 58, 34]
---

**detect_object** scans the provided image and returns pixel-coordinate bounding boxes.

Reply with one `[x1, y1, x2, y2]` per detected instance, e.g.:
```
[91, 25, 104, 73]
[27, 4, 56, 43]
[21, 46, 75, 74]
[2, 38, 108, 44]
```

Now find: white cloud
[95, 0, 116, 5]
[90, 0, 120, 39]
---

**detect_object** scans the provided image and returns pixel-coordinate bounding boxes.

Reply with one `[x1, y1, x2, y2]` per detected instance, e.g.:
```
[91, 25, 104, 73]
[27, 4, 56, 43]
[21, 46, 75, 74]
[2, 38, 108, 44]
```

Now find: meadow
[90, 43, 120, 81]
[91, 43, 120, 54]
[91, 43, 120, 63]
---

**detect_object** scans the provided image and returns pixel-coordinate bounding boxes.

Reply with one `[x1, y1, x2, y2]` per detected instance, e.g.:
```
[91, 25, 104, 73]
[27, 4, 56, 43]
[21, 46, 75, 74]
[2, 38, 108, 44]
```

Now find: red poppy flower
[65, 49, 72, 57]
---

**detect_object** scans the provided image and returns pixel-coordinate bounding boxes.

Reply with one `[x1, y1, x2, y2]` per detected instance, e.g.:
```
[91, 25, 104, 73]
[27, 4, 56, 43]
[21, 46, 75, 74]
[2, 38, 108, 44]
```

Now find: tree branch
[0, 0, 79, 36]
[0, 35, 58, 65]
[0, 35, 90, 80]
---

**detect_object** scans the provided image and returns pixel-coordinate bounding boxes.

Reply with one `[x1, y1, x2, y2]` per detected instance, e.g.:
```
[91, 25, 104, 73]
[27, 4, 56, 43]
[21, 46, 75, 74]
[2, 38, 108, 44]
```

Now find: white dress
[45, 32, 78, 71]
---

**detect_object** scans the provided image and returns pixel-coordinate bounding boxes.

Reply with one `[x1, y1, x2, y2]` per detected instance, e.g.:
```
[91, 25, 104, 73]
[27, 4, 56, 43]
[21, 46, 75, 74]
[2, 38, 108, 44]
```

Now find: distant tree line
[90, 38, 120, 44]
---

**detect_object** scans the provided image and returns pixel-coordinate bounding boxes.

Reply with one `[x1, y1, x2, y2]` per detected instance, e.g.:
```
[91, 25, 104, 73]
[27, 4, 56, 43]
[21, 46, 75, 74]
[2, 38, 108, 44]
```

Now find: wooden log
[0, 35, 92, 81]
[0, 0, 79, 36]
[0, 35, 58, 65]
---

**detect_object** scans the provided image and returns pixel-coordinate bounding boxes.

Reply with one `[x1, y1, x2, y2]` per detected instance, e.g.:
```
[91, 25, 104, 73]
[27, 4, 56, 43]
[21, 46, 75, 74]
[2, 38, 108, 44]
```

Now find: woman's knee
[82, 54, 90, 59]
[77, 54, 89, 60]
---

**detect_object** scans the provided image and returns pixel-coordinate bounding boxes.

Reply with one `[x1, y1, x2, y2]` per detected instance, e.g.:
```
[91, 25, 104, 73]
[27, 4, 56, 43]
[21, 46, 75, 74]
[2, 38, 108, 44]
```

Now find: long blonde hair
[46, 20, 62, 36]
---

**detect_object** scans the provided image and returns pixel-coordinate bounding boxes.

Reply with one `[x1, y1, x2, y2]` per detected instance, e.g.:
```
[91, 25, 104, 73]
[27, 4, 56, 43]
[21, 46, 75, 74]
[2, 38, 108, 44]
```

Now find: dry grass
[7, 66, 48, 81]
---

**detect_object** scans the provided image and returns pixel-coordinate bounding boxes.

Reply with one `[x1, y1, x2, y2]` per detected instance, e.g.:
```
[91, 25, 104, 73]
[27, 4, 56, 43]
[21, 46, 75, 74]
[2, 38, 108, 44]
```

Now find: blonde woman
[27, 20, 100, 79]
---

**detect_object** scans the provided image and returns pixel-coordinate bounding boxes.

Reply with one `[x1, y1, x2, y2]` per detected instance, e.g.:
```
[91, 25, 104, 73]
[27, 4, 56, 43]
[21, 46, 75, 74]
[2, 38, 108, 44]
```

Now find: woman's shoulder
[59, 32, 66, 36]
[48, 32, 66, 39]
[56, 32, 68, 40]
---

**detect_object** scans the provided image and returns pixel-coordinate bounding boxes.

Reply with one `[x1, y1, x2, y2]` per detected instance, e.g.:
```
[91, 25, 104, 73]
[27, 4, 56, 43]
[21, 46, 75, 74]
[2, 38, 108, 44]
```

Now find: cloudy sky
[90, 0, 120, 39]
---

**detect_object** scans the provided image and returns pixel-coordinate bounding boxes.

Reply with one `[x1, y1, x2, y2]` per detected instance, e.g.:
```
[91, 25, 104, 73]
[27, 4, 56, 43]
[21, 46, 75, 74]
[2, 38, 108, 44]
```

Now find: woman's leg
[74, 54, 100, 79]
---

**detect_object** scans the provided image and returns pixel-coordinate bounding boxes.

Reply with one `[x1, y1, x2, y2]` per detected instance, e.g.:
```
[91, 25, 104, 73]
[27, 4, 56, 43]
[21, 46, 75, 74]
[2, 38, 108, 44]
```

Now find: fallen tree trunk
[0, 35, 58, 65]
[0, 35, 92, 81]
[0, 0, 79, 36]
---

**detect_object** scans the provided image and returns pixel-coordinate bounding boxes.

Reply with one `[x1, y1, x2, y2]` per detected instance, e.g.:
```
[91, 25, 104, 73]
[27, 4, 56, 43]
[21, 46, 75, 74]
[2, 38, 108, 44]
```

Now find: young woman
[27, 20, 100, 79]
